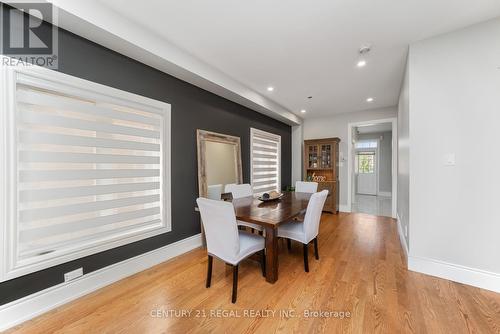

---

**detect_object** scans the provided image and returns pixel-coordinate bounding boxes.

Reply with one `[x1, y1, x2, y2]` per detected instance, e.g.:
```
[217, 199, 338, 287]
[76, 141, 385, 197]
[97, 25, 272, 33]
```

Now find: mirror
[197, 129, 243, 200]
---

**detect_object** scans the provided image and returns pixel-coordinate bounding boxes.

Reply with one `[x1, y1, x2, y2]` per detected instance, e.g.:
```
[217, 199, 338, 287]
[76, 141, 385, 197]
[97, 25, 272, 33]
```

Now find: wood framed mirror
[196, 129, 243, 199]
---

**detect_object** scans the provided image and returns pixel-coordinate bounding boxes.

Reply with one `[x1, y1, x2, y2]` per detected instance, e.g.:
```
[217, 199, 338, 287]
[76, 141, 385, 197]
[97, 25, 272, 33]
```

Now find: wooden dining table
[232, 191, 312, 284]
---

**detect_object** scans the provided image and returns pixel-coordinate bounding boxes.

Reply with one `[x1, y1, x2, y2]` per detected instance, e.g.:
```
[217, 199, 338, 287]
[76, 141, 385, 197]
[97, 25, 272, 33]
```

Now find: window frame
[355, 140, 378, 149]
[250, 128, 281, 195]
[357, 152, 376, 174]
[0, 65, 171, 282]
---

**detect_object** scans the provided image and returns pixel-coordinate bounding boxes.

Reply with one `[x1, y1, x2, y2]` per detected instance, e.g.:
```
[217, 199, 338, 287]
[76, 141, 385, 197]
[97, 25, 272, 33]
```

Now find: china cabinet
[304, 138, 340, 213]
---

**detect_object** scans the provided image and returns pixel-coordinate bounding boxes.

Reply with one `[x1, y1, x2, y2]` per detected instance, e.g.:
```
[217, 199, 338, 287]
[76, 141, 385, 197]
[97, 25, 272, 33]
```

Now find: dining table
[231, 191, 312, 284]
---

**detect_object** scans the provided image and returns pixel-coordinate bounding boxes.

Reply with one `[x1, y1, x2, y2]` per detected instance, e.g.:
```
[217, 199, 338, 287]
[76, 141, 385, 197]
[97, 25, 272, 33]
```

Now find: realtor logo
[1, 1, 58, 68]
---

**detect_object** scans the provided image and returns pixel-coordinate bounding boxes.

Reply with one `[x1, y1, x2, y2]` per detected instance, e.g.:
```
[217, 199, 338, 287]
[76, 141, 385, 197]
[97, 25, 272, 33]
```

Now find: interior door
[356, 150, 377, 195]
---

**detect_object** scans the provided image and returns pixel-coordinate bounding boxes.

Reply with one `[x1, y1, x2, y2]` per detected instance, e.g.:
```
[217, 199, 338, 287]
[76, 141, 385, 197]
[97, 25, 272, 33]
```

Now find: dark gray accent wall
[0, 14, 291, 305]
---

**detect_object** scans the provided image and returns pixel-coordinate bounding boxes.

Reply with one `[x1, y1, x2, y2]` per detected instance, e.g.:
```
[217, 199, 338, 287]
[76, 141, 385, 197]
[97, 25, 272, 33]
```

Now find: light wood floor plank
[6, 213, 500, 334]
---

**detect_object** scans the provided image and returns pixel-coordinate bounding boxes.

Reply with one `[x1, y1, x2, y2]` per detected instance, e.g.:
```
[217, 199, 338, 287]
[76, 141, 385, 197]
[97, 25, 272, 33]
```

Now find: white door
[356, 150, 377, 195]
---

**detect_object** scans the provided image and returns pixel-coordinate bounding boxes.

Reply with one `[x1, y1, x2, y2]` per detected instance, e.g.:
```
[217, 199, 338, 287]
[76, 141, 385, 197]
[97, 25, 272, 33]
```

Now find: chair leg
[303, 244, 309, 272]
[287, 239, 292, 251]
[206, 255, 213, 288]
[313, 237, 319, 260]
[232, 265, 239, 303]
[260, 250, 266, 277]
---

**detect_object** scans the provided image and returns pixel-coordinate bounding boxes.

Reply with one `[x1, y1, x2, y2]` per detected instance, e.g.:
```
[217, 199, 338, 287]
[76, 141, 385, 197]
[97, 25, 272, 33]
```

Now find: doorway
[347, 118, 397, 218]
[356, 149, 377, 195]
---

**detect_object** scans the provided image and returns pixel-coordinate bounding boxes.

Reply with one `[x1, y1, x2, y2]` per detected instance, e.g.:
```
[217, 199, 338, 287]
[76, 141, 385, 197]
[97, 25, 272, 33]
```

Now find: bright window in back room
[357, 152, 375, 174]
[250, 128, 281, 195]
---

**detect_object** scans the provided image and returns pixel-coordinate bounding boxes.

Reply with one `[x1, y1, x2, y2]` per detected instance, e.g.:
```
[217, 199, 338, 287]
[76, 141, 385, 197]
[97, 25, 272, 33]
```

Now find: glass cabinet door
[320, 144, 332, 168]
[308, 145, 318, 168]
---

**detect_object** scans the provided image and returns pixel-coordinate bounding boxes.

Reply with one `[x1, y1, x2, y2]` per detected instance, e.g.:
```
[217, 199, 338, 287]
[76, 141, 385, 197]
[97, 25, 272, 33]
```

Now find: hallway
[351, 194, 392, 217]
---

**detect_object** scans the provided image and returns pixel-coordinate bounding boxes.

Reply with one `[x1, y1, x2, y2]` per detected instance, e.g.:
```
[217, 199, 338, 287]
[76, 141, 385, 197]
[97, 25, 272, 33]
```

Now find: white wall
[398, 63, 410, 248]
[303, 107, 397, 208]
[407, 18, 500, 290]
[291, 124, 304, 185]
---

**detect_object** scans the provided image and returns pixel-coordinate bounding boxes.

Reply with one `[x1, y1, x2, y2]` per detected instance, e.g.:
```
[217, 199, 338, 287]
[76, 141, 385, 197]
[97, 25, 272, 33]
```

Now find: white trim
[347, 118, 397, 218]
[376, 141, 380, 197]
[408, 255, 500, 294]
[0, 233, 202, 332]
[14, 66, 169, 111]
[396, 213, 408, 258]
[397, 215, 500, 294]
[378, 191, 392, 197]
[339, 205, 351, 213]
[0, 64, 172, 281]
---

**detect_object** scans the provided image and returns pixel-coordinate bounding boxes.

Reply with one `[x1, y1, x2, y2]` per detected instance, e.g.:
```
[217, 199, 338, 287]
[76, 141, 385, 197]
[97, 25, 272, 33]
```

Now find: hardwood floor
[7, 213, 500, 334]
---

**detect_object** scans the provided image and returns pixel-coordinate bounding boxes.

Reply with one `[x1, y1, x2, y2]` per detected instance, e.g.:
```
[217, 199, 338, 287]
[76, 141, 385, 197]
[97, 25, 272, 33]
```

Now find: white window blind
[355, 140, 378, 149]
[0, 66, 171, 281]
[250, 128, 281, 194]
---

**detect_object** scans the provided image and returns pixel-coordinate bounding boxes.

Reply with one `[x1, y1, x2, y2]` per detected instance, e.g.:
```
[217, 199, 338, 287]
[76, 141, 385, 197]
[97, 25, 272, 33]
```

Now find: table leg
[264, 226, 278, 283]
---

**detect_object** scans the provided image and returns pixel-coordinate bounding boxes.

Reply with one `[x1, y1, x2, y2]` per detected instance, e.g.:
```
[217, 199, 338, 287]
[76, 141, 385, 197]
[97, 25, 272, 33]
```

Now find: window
[355, 140, 377, 149]
[357, 152, 375, 174]
[250, 128, 281, 195]
[0, 65, 171, 281]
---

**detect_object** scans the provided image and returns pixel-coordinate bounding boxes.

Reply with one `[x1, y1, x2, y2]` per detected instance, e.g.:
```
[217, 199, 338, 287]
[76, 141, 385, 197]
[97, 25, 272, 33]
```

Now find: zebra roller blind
[250, 128, 281, 195]
[0, 66, 171, 281]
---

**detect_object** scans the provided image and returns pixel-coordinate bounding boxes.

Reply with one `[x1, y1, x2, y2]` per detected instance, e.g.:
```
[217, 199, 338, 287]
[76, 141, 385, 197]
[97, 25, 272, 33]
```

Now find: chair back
[196, 197, 240, 260]
[207, 184, 223, 200]
[295, 181, 318, 193]
[224, 183, 253, 199]
[303, 190, 328, 242]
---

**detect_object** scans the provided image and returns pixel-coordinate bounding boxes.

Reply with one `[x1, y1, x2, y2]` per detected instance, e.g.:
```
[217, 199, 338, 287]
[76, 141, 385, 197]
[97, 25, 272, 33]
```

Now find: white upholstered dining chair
[224, 183, 252, 198]
[277, 190, 328, 272]
[196, 197, 265, 303]
[293, 181, 318, 222]
[224, 183, 264, 232]
[295, 181, 318, 193]
[207, 184, 223, 200]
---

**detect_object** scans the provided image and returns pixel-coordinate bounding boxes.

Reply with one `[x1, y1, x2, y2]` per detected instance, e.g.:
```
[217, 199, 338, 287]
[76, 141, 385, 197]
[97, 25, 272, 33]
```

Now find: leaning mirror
[196, 130, 243, 200]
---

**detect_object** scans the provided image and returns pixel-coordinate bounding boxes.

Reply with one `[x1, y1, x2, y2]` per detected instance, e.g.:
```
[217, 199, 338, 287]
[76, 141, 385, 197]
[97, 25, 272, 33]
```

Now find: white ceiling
[89, 0, 500, 119]
[356, 122, 392, 134]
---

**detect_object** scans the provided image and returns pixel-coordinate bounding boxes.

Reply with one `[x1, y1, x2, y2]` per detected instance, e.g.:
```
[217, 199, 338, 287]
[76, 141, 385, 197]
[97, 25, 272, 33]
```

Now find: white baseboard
[408, 255, 500, 293]
[377, 191, 392, 197]
[396, 214, 408, 259]
[339, 205, 351, 212]
[395, 213, 500, 293]
[0, 233, 203, 332]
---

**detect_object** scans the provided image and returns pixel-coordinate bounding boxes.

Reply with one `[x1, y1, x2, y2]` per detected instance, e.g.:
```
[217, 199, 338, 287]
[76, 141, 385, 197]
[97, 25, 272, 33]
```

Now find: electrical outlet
[64, 268, 83, 282]
[444, 153, 456, 166]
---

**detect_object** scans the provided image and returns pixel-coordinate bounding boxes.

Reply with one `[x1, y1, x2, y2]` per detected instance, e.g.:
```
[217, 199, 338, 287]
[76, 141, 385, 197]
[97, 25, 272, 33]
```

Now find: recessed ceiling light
[366, 97, 374, 102]
[357, 45, 371, 68]
[300, 109, 307, 113]
[267, 86, 274, 92]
